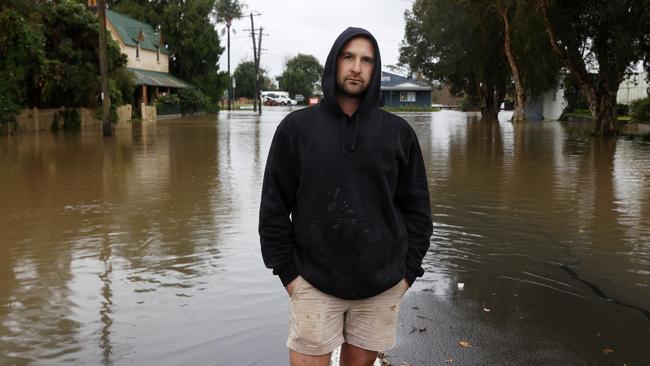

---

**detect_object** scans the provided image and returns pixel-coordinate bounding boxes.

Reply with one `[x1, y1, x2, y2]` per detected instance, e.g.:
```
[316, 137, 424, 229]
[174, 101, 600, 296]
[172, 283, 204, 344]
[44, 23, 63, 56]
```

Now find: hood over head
[321, 27, 382, 117]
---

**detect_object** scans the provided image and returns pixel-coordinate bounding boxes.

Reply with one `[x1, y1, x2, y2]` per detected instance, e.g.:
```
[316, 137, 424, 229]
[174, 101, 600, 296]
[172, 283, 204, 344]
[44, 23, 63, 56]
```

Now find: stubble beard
[336, 80, 368, 100]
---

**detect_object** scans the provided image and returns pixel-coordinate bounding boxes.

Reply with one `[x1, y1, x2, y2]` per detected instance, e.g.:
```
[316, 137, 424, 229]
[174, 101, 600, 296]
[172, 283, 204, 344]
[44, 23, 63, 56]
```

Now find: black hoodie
[259, 27, 432, 300]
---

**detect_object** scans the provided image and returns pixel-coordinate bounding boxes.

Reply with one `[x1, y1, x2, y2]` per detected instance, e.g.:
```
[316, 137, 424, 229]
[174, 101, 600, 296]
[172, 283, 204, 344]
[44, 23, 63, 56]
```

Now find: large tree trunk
[591, 92, 618, 136]
[477, 80, 503, 122]
[498, 5, 526, 123]
[539, 0, 618, 136]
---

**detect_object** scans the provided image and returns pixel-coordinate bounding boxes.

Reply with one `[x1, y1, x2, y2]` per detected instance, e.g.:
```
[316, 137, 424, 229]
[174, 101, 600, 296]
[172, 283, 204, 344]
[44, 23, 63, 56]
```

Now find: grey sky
[217, 0, 413, 81]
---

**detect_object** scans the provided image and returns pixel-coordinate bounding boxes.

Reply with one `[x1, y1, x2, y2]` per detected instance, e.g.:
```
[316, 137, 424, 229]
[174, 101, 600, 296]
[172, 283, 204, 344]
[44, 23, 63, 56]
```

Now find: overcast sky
[216, 0, 414, 81]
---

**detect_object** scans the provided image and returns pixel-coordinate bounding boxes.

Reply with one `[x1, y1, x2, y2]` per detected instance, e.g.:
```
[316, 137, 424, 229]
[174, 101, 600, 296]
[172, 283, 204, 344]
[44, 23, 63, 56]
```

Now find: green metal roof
[128, 68, 192, 89]
[106, 9, 170, 54]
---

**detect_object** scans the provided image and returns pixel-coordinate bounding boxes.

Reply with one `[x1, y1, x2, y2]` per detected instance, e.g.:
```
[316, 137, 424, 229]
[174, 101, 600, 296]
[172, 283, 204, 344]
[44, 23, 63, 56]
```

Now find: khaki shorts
[287, 277, 408, 356]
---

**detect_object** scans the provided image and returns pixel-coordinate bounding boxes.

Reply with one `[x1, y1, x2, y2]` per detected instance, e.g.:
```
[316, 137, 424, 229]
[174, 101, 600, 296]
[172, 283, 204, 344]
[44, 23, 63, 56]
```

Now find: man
[259, 27, 432, 366]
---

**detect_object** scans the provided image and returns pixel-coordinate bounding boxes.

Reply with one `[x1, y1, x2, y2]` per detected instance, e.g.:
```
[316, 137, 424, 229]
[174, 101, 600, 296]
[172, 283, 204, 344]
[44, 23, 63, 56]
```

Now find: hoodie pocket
[306, 219, 402, 291]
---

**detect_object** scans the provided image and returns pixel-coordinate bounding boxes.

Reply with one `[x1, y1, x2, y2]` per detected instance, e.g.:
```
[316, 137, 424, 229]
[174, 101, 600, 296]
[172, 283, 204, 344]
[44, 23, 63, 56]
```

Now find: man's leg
[339, 342, 377, 366]
[289, 350, 332, 366]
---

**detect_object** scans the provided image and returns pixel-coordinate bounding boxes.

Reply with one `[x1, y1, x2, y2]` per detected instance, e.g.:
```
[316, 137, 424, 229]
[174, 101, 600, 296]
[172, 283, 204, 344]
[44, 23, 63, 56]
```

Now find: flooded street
[1, 109, 649, 365]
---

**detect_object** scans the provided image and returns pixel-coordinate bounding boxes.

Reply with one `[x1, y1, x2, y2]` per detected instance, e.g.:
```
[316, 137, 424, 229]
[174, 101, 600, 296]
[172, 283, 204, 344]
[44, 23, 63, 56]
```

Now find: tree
[539, 0, 648, 136]
[490, 0, 560, 122]
[214, 0, 246, 110]
[0, 1, 45, 125]
[401, 0, 559, 122]
[233, 60, 271, 99]
[280, 54, 323, 98]
[400, 0, 510, 121]
[110, 0, 227, 106]
[0, 0, 131, 125]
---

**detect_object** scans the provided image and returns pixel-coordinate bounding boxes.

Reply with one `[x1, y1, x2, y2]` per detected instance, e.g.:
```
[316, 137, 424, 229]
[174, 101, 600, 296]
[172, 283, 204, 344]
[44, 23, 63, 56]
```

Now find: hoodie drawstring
[341, 117, 347, 156]
[341, 114, 360, 156]
[350, 114, 359, 152]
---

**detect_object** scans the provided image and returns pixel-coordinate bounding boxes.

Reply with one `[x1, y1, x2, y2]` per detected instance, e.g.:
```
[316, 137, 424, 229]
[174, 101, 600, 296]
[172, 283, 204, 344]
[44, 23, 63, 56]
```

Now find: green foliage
[560, 73, 589, 117]
[630, 98, 650, 123]
[400, 0, 510, 118]
[0, 0, 132, 124]
[541, 0, 648, 134]
[506, 0, 560, 97]
[459, 97, 480, 112]
[233, 60, 272, 99]
[157, 94, 181, 106]
[280, 54, 323, 98]
[52, 108, 81, 130]
[109, 66, 135, 106]
[0, 2, 46, 123]
[214, 0, 246, 27]
[178, 88, 208, 114]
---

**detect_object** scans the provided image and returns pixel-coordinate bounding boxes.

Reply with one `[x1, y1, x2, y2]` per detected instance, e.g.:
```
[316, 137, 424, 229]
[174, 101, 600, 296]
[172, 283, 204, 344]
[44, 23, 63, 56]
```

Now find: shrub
[178, 88, 208, 115]
[616, 103, 629, 116]
[52, 108, 81, 130]
[629, 97, 650, 123]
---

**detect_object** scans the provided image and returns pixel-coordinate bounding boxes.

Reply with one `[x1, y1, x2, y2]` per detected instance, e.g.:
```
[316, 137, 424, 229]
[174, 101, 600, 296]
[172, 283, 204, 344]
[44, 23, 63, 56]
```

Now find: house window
[400, 91, 416, 102]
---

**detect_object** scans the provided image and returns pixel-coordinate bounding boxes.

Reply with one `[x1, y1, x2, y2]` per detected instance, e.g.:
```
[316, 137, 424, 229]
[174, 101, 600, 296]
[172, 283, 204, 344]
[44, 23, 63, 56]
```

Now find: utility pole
[256, 27, 263, 116]
[98, 0, 111, 136]
[250, 13, 258, 112]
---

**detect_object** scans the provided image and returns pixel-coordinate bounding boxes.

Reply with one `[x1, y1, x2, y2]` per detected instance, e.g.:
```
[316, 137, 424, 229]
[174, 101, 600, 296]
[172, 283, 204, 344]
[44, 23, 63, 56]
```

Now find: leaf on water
[483, 302, 491, 312]
[445, 357, 454, 363]
[418, 326, 428, 332]
[458, 340, 471, 348]
[603, 347, 614, 354]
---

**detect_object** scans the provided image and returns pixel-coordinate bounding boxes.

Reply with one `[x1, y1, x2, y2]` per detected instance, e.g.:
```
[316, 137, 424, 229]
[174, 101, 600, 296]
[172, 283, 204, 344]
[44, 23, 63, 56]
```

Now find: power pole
[98, 0, 111, 136]
[256, 27, 263, 116]
[250, 13, 258, 112]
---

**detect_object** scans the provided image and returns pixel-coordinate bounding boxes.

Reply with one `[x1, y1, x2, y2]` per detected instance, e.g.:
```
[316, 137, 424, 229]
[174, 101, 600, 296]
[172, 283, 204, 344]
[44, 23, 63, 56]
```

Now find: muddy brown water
[1, 109, 649, 365]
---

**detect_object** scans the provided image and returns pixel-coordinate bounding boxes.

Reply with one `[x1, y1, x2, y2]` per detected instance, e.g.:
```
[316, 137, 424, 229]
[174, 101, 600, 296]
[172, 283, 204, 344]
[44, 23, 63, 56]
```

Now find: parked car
[275, 95, 297, 106]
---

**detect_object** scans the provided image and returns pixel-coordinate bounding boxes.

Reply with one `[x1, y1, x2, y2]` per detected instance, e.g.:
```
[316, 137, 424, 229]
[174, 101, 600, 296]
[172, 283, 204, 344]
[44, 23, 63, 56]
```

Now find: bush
[178, 88, 208, 115]
[93, 105, 118, 125]
[156, 94, 181, 106]
[52, 108, 81, 130]
[616, 103, 629, 116]
[629, 97, 650, 123]
[459, 96, 479, 112]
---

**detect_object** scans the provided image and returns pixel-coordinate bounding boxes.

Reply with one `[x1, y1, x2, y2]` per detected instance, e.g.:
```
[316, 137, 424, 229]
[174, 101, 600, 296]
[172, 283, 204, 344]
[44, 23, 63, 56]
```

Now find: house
[380, 71, 432, 107]
[526, 71, 649, 121]
[102, 8, 192, 107]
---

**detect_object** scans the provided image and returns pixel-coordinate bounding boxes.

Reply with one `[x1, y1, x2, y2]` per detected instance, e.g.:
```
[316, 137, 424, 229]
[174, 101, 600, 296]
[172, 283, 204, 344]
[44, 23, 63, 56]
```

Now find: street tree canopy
[233, 61, 272, 99]
[0, 0, 132, 124]
[280, 54, 323, 98]
[538, 0, 649, 135]
[400, 0, 511, 120]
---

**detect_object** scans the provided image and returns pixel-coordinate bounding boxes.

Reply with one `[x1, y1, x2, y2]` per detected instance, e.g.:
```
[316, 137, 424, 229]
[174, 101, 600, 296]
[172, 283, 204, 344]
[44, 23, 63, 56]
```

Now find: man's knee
[289, 349, 332, 366]
[339, 342, 378, 366]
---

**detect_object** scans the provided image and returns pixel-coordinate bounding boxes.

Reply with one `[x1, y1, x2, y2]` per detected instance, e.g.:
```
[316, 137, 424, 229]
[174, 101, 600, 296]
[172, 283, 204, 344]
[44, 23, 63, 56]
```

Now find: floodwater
[1, 109, 649, 365]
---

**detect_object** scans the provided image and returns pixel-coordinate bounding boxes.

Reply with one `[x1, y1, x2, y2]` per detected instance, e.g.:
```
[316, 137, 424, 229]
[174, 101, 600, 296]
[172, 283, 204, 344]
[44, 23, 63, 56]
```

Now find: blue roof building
[380, 71, 432, 107]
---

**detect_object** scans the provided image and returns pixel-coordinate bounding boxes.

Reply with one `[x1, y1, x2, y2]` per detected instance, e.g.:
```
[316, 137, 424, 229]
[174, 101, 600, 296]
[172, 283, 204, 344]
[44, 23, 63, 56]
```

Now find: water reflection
[1, 110, 649, 364]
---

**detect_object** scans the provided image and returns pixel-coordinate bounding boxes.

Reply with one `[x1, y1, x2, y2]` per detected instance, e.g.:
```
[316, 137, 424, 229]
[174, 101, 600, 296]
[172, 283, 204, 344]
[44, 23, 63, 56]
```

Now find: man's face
[336, 37, 375, 99]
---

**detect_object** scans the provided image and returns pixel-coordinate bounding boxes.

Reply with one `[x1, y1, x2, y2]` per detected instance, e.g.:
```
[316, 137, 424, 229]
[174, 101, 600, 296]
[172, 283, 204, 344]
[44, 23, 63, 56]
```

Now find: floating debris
[458, 340, 471, 348]
[457, 283, 465, 290]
